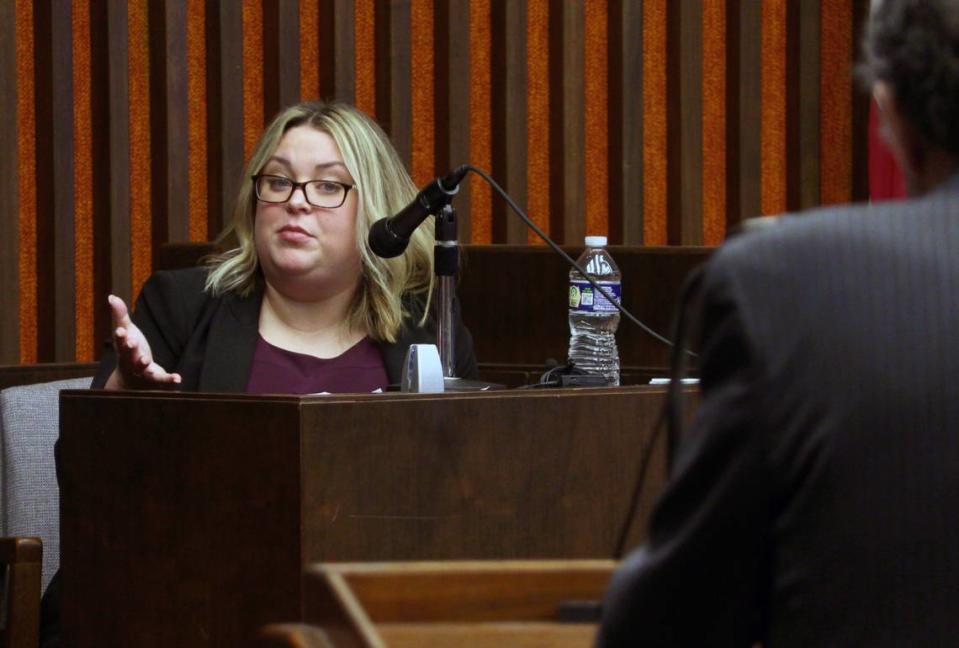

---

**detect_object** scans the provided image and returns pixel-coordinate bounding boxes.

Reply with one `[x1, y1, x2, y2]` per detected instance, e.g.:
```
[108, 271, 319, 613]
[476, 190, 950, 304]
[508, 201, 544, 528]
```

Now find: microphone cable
[462, 165, 694, 355]
[611, 264, 706, 558]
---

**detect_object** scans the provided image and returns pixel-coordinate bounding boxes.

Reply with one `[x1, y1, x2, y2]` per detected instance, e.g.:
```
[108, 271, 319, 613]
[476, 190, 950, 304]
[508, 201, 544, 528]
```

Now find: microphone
[368, 166, 469, 258]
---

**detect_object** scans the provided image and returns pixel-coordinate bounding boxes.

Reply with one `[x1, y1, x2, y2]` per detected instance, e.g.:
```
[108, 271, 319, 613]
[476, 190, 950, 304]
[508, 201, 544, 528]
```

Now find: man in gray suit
[598, 0, 959, 645]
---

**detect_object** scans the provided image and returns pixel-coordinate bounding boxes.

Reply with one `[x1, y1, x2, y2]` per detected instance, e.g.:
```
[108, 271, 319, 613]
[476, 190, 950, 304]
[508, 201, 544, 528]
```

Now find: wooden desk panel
[59, 388, 669, 647]
[58, 392, 304, 647]
[457, 245, 709, 370]
[297, 388, 666, 562]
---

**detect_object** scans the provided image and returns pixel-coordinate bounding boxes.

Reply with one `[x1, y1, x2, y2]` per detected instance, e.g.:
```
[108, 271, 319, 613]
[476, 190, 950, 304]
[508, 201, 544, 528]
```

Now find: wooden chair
[0, 537, 42, 648]
[301, 560, 615, 648]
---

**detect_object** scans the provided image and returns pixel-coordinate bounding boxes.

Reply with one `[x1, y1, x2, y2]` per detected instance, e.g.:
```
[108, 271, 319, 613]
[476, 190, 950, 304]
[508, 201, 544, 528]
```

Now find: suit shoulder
[721, 203, 862, 254]
[707, 200, 919, 285]
[136, 266, 219, 325]
[141, 266, 212, 300]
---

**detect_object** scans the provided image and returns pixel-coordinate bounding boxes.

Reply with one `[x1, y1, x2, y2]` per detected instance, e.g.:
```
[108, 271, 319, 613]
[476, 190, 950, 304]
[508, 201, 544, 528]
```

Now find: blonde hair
[205, 102, 434, 342]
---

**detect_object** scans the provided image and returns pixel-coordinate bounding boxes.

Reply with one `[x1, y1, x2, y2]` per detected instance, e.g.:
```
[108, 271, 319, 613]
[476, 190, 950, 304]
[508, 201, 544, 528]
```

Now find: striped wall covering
[0, 0, 869, 364]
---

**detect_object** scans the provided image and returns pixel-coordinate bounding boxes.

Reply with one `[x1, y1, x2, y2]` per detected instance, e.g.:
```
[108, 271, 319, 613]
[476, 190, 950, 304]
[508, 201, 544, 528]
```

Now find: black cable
[612, 404, 669, 558]
[611, 264, 706, 558]
[666, 265, 706, 469]
[464, 165, 694, 355]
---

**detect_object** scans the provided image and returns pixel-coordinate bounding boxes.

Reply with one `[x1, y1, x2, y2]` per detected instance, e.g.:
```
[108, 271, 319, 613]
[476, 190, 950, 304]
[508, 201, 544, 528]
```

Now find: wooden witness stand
[54, 244, 708, 646]
[58, 386, 672, 647]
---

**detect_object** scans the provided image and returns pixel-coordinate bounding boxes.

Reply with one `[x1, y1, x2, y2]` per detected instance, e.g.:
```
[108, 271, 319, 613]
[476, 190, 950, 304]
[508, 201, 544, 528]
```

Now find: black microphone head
[439, 165, 469, 192]
[368, 218, 409, 258]
[369, 166, 470, 259]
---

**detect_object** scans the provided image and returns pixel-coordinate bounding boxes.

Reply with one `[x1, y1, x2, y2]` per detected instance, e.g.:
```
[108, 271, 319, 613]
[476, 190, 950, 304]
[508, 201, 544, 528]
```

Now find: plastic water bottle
[568, 236, 621, 386]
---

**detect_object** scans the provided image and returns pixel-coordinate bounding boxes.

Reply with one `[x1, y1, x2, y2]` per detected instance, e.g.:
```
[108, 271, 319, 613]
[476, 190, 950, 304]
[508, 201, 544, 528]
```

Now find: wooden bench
[301, 560, 615, 648]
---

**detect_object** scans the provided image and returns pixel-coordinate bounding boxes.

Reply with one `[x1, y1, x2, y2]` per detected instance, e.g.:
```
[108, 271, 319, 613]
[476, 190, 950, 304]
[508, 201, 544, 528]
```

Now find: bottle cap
[584, 235, 607, 248]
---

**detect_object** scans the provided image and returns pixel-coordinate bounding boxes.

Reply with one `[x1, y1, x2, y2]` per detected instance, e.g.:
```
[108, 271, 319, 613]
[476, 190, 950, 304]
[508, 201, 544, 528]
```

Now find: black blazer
[598, 172, 959, 646]
[92, 266, 478, 390]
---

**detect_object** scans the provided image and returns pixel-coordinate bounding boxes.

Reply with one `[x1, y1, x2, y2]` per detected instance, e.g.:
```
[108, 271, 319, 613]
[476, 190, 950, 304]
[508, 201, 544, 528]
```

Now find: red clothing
[245, 334, 389, 394]
[869, 98, 907, 201]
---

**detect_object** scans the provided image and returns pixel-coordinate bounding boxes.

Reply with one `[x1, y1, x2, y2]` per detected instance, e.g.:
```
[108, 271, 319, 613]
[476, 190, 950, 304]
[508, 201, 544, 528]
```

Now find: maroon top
[245, 334, 389, 394]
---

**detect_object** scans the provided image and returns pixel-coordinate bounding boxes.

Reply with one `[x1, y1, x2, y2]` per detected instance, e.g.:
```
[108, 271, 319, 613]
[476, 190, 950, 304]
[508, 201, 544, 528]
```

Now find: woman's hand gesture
[104, 294, 182, 390]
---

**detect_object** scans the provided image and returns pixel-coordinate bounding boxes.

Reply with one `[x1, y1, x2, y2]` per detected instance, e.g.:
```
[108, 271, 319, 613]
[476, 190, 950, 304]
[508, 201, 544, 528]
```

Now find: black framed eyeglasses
[252, 174, 355, 208]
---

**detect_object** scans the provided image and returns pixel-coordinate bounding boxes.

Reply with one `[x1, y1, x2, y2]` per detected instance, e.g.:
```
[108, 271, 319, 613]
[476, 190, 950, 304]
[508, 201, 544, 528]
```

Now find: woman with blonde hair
[93, 101, 477, 392]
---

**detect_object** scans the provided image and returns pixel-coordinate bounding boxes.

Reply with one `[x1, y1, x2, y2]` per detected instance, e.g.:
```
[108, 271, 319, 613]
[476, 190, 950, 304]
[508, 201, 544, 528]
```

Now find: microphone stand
[434, 204, 458, 378]
[433, 203, 502, 392]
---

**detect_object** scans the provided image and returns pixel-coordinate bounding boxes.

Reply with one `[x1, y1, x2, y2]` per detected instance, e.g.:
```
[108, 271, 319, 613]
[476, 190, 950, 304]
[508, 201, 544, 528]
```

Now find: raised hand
[104, 294, 182, 390]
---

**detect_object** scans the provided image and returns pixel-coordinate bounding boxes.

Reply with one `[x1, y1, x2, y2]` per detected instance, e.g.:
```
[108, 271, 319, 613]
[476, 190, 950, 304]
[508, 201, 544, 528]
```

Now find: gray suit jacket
[599, 172, 959, 646]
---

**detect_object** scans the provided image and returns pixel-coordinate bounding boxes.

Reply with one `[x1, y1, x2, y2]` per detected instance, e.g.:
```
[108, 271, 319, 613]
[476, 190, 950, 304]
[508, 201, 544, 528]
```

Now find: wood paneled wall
[0, 0, 869, 364]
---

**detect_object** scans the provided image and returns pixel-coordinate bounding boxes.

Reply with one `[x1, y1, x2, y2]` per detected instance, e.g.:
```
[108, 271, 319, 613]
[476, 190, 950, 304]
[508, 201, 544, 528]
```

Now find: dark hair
[860, 0, 959, 155]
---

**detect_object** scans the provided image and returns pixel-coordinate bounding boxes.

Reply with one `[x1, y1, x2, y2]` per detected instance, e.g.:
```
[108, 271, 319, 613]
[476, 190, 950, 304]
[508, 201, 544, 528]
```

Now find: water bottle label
[569, 280, 621, 313]
[585, 256, 614, 276]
